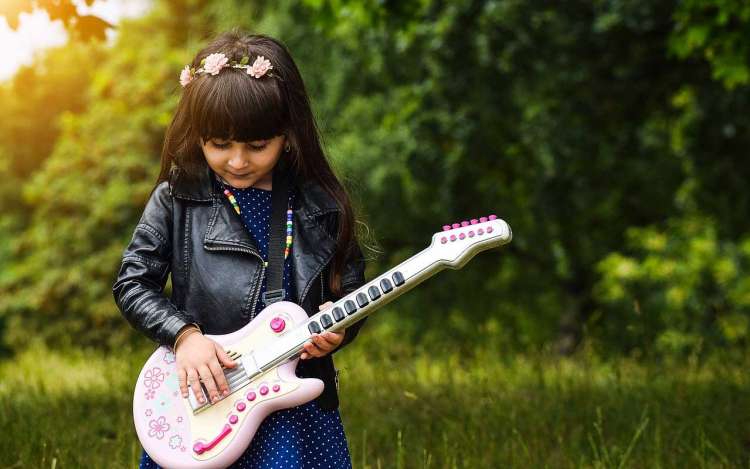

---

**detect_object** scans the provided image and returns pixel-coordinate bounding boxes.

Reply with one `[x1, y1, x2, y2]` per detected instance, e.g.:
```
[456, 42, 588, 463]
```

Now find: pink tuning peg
[488, 214, 497, 220]
[461, 221, 469, 227]
[442, 225, 451, 231]
[452, 223, 460, 229]
[470, 219, 478, 225]
[479, 217, 488, 223]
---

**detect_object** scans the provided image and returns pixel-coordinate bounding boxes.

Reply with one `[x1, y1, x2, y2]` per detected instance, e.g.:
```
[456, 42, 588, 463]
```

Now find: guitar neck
[249, 216, 512, 373]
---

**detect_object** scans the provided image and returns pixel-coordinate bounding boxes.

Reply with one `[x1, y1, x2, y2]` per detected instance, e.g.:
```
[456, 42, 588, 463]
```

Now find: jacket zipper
[203, 244, 265, 318]
[300, 248, 335, 306]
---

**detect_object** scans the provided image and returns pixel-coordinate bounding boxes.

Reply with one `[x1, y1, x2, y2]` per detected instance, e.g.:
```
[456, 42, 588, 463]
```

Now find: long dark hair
[154, 29, 360, 297]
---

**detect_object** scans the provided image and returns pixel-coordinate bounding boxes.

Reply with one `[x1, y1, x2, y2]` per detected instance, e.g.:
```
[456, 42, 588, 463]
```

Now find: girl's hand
[301, 301, 345, 359]
[175, 329, 237, 404]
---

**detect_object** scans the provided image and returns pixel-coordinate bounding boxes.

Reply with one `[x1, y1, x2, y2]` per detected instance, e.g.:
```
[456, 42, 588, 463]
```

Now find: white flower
[179, 65, 192, 87]
[203, 53, 229, 75]
[248, 55, 273, 78]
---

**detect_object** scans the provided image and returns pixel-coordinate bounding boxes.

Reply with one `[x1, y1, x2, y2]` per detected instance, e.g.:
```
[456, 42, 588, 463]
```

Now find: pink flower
[144, 367, 165, 390]
[179, 65, 192, 87]
[148, 416, 170, 439]
[203, 53, 229, 75]
[248, 55, 273, 78]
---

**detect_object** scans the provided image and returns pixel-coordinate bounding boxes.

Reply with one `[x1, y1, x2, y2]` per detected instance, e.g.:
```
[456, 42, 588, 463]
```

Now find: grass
[0, 320, 748, 468]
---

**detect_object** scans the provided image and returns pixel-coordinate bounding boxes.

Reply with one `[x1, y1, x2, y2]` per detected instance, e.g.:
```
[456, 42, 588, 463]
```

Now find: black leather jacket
[112, 165, 367, 411]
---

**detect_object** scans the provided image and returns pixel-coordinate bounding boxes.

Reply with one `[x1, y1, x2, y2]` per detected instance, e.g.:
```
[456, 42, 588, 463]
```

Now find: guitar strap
[261, 160, 291, 306]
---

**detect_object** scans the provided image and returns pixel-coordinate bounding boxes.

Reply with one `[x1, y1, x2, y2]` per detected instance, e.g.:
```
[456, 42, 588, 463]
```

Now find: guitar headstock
[430, 214, 512, 268]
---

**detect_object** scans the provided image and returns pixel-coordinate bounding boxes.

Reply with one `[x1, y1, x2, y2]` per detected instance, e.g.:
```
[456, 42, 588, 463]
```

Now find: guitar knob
[246, 391, 256, 401]
[450, 234, 456, 242]
[452, 223, 460, 229]
[272, 384, 281, 392]
[259, 385, 269, 395]
[228, 415, 238, 424]
[459, 232, 466, 240]
[470, 219, 478, 224]
[480, 216, 488, 222]
[468, 230, 475, 237]
[442, 225, 451, 231]
[270, 317, 285, 333]
[461, 221, 469, 227]
[489, 214, 497, 220]
[441, 237, 447, 244]
[487, 227, 494, 233]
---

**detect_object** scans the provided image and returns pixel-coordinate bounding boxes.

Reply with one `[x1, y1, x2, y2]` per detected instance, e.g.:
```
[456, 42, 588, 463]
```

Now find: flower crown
[179, 52, 274, 87]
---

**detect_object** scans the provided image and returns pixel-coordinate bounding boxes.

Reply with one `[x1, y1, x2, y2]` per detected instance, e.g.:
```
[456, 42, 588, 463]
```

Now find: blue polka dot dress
[138, 176, 353, 469]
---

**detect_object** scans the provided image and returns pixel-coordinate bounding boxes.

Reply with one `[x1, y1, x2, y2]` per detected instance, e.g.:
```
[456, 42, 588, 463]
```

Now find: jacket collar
[168, 164, 341, 219]
[169, 164, 340, 305]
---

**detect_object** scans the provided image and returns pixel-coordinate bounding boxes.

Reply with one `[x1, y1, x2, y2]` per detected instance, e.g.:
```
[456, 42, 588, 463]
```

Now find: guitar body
[133, 301, 324, 469]
[132, 214, 512, 468]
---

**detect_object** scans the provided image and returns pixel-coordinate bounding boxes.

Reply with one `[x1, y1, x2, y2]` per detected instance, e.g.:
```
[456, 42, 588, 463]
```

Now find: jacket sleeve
[330, 241, 367, 355]
[112, 181, 198, 347]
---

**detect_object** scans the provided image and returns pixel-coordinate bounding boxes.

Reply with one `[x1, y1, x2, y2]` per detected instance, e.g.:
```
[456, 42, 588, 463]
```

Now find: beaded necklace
[217, 176, 293, 268]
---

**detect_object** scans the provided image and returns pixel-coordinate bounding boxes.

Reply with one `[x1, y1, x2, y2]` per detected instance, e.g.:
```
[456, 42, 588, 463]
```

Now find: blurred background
[0, 0, 748, 467]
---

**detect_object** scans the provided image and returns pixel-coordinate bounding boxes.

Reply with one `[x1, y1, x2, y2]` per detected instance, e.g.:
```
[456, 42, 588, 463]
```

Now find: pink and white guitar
[133, 215, 511, 468]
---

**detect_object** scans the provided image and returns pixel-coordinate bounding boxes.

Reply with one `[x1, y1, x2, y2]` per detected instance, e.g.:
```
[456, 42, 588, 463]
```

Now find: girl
[112, 30, 369, 468]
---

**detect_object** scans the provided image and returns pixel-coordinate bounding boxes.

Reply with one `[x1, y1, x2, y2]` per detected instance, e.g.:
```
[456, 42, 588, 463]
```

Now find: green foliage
[1, 0, 750, 358]
[671, 0, 750, 89]
[595, 216, 750, 356]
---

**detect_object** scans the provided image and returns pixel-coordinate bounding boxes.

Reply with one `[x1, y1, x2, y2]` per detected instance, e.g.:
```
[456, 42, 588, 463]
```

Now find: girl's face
[200, 134, 286, 189]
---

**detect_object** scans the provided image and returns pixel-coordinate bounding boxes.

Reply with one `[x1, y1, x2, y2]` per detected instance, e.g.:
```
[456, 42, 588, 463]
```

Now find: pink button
[470, 219, 478, 224]
[236, 402, 246, 412]
[461, 221, 469, 227]
[442, 225, 451, 231]
[480, 216, 488, 222]
[468, 231, 475, 237]
[259, 385, 269, 395]
[459, 233, 466, 240]
[452, 223, 460, 229]
[441, 237, 447, 244]
[272, 384, 281, 392]
[270, 317, 285, 333]
[228, 415, 238, 424]
[478, 228, 484, 235]
[246, 391, 256, 401]
[450, 234, 456, 241]
[487, 227, 494, 233]
[489, 214, 497, 220]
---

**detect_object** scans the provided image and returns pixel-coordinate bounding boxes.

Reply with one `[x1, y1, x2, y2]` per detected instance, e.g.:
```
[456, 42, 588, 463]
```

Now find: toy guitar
[133, 215, 512, 468]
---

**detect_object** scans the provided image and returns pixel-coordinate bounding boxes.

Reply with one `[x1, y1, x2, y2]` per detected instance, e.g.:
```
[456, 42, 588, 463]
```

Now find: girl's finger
[198, 365, 219, 403]
[187, 369, 204, 403]
[312, 333, 336, 350]
[208, 359, 230, 397]
[321, 331, 344, 346]
[302, 339, 324, 357]
[178, 367, 189, 397]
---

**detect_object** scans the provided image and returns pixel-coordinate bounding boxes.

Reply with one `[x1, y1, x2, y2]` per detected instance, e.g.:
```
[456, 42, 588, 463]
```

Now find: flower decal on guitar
[163, 350, 176, 364]
[144, 367, 166, 390]
[148, 416, 171, 439]
[169, 434, 183, 449]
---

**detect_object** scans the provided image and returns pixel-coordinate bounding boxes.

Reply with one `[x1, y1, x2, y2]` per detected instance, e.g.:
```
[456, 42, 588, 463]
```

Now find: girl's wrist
[173, 324, 201, 350]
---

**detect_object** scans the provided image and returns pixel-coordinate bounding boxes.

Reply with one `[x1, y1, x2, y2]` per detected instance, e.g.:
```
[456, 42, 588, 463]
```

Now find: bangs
[190, 70, 288, 143]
